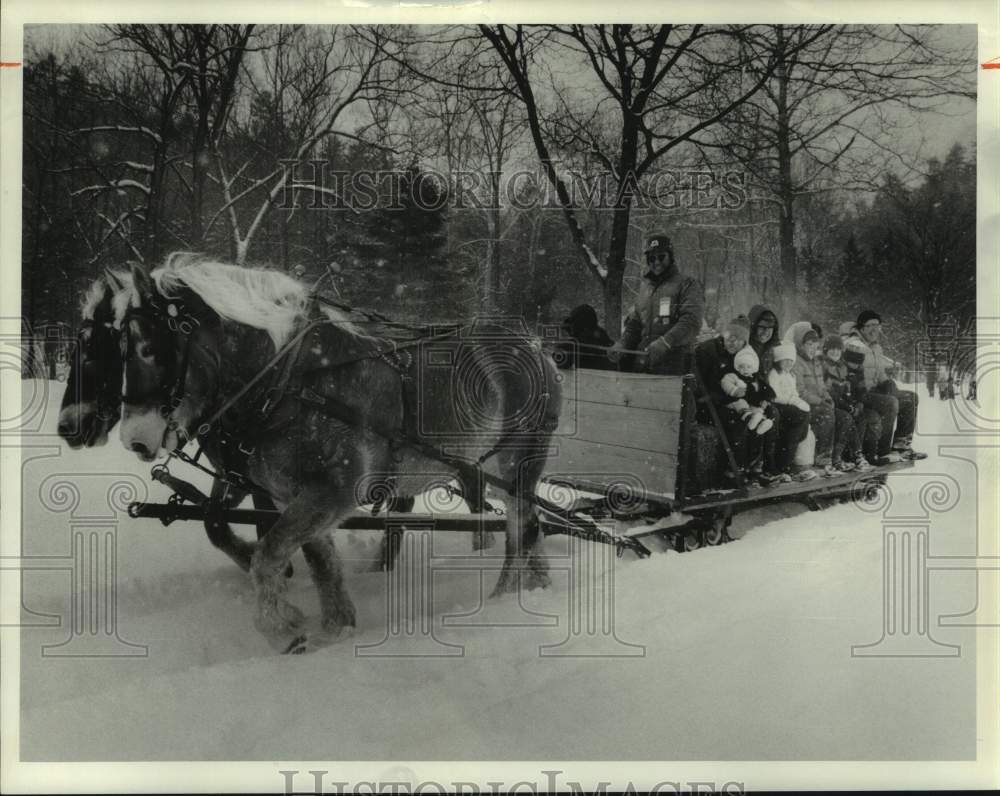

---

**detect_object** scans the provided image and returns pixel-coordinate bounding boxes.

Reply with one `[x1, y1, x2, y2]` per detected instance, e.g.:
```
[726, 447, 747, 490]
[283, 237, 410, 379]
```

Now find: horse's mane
[115, 252, 360, 349]
[81, 268, 132, 320]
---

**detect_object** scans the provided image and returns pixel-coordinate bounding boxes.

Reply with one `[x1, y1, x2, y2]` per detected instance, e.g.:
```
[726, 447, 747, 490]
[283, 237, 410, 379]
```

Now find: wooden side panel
[559, 368, 684, 413]
[546, 368, 681, 495]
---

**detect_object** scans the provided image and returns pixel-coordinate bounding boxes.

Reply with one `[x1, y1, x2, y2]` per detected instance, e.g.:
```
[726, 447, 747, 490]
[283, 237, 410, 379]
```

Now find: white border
[1, 1, 997, 792]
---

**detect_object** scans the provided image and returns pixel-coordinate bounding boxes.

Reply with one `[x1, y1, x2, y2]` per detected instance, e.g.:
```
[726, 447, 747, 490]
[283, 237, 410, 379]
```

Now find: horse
[58, 270, 127, 449]
[115, 254, 561, 651]
[57, 269, 283, 573]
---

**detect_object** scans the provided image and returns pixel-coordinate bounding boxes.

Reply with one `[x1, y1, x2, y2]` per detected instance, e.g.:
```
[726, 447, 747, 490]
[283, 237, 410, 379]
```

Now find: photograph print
[4, 9, 996, 793]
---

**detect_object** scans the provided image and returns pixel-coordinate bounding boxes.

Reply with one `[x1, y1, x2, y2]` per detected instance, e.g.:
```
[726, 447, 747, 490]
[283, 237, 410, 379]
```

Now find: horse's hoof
[524, 569, 551, 591]
[284, 625, 353, 654]
[490, 568, 519, 597]
[255, 599, 305, 639]
[283, 635, 309, 655]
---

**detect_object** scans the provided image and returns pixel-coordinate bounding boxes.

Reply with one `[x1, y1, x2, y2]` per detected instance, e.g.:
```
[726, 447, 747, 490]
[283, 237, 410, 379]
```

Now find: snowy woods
[23, 24, 975, 358]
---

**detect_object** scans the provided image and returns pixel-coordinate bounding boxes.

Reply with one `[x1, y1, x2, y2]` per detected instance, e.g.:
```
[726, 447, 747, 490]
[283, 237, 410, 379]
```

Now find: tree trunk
[775, 27, 798, 320]
[486, 169, 502, 313]
[603, 112, 640, 335]
[604, 202, 632, 334]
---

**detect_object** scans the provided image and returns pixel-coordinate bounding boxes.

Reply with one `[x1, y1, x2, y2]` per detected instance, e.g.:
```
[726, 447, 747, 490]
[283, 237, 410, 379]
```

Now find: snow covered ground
[12, 380, 986, 762]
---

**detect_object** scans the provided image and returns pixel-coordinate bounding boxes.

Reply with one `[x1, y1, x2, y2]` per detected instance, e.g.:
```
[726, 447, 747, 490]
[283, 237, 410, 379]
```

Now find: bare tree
[210, 25, 401, 264]
[693, 24, 976, 317]
[479, 24, 829, 331]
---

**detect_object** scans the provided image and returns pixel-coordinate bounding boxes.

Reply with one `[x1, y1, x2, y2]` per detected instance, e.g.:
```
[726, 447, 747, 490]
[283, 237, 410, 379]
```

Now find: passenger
[785, 320, 845, 478]
[851, 310, 927, 461]
[558, 304, 616, 371]
[750, 305, 808, 479]
[768, 343, 817, 481]
[614, 232, 705, 375]
[720, 346, 788, 485]
[721, 348, 774, 435]
[840, 325, 888, 463]
[820, 334, 875, 472]
[694, 315, 752, 484]
[748, 304, 780, 376]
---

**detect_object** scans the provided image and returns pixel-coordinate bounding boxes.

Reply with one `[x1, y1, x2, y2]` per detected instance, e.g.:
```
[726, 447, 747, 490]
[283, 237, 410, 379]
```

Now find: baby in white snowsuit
[720, 346, 774, 435]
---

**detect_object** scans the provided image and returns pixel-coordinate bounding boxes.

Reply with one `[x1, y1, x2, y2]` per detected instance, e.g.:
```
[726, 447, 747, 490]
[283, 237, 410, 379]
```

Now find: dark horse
[116, 255, 561, 651]
[57, 269, 281, 572]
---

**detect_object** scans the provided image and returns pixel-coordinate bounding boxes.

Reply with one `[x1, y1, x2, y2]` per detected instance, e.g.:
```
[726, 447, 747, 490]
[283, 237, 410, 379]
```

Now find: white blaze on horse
[57, 268, 131, 448]
[114, 253, 562, 652]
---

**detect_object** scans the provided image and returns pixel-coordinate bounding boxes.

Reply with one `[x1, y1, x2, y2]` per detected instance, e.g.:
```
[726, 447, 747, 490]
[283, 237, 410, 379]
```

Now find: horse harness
[131, 298, 557, 504]
[123, 296, 649, 557]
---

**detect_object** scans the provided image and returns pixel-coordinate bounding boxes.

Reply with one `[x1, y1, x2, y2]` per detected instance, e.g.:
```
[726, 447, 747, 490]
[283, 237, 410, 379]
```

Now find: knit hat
[857, 309, 882, 328]
[726, 314, 751, 333]
[723, 315, 750, 342]
[773, 343, 796, 364]
[838, 321, 857, 337]
[822, 333, 843, 353]
[643, 233, 673, 256]
[733, 346, 759, 375]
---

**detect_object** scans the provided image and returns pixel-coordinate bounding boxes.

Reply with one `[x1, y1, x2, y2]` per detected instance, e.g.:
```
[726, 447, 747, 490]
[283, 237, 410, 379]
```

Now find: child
[718, 346, 784, 486]
[820, 335, 874, 472]
[787, 321, 862, 478]
[732, 346, 790, 485]
[768, 343, 816, 481]
[720, 347, 774, 435]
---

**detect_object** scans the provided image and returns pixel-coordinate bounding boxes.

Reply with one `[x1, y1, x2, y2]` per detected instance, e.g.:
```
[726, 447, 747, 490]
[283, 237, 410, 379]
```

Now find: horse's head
[118, 262, 222, 461]
[58, 271, 126, 448]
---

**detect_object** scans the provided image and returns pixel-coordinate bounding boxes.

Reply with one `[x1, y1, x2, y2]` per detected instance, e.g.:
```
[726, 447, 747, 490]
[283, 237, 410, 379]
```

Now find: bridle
[73, 317, 123, 423]
[120, 294, 202, 447]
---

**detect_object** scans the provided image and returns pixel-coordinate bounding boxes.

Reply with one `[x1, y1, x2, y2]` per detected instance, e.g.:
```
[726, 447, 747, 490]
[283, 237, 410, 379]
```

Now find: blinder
[120, 297, 201, 422]
[73, 318, 123, 422]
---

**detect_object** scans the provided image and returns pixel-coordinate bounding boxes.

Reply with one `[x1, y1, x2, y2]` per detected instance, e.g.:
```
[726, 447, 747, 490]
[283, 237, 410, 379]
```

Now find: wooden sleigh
[128, 366, 913, 560]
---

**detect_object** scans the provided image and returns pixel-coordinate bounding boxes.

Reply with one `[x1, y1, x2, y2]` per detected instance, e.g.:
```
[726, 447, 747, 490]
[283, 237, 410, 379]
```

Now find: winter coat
[768, 368, 810, 412]
[821, 355, 855, 411]
[748, 304, 780, 377]
[843, 331, 898, 390]
[558, 304, 616, 371]
[787, 321, 834, 409]
[694, 336, 738, 420]
[622, 267, 705, 374]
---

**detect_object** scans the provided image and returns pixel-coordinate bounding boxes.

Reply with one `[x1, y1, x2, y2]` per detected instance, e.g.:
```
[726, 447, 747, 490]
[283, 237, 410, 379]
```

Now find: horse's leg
[253, 491, 292, 577]
[490, 455, 550, 596]
[458, 466, 495, 552]
[302, 532, 356, 638]
[250, 485, 355, 646]
[252, 492, 278, 540]
[521, 495, 550, 590]
[203, 481, 256, 572]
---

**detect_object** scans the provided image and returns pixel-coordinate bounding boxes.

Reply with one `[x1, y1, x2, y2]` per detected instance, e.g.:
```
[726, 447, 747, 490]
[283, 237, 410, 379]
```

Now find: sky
[20, 23, 978, 181]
